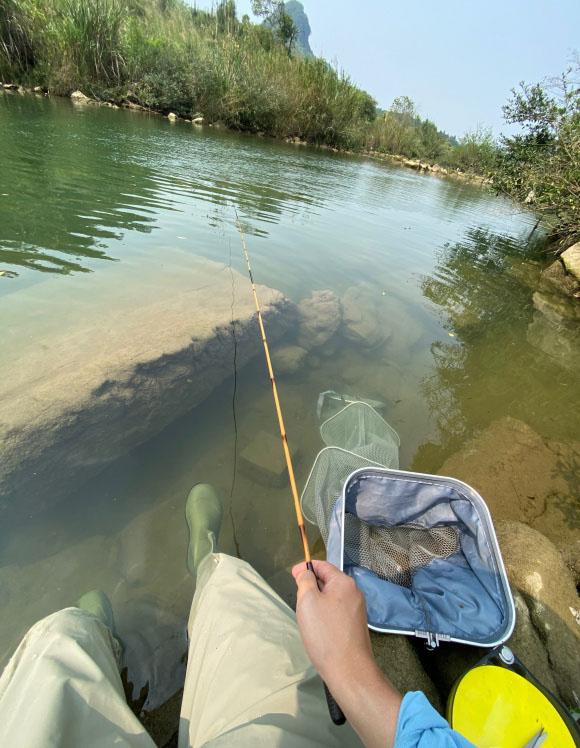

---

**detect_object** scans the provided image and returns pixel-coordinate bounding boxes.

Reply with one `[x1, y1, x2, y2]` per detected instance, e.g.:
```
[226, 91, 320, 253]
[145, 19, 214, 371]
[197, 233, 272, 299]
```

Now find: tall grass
[0, 0, 37, 79]
[53, 0, 126, 84]
[0, 0, 495, 170]
[0, 0, 379, 147]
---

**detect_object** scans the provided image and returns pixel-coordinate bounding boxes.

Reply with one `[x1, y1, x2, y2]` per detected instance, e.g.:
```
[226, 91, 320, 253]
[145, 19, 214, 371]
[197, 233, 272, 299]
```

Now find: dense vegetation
[1, 0, 578, 246]
[494, 65, 580, 248]
[0, 0, 480, 163]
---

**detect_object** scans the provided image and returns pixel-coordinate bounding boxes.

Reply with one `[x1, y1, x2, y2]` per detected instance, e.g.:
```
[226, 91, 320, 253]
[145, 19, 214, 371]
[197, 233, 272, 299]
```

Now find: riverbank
[0, 83, 489, 186]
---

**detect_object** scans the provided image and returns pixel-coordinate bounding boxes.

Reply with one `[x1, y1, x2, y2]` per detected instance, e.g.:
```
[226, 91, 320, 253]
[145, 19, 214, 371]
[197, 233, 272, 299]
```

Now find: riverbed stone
[495, 520, 580, 705]
[238, 430, 298, 487]
[70, 89, 91, 103]
[532, 290, 580, 323]
[341, 283, 390, 349]
[0, 254, 293, 519]
[271, 344, 308, 376]
[526, 308, 580, 370]
[438, 417, 580, 554]
[539, 258, 579, 297]
[296, 289, 342, 351]
[561, 242, 580, 282]
[371, 632, 442, 711]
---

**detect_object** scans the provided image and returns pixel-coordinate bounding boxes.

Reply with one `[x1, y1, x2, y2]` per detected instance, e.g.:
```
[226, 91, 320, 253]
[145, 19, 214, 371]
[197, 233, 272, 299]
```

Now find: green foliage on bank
[493, 66, 580, 247]
[0, 0, 496, 166]
[0, 0, 470, 162]
[1, 0, 578, 245]
[0, 0, 377, 146]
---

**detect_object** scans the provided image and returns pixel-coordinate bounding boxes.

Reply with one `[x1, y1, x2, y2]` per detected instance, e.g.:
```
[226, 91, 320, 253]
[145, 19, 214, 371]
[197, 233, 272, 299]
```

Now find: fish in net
[343, 513, 460, 588]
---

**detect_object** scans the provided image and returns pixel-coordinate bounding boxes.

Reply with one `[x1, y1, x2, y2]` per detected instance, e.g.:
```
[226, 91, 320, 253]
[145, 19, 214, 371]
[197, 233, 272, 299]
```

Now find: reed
[0, 0, 496, 170]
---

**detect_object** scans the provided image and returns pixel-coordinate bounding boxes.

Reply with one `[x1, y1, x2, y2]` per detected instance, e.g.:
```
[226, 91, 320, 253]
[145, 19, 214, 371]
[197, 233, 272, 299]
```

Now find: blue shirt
[395, 692, 474, 747]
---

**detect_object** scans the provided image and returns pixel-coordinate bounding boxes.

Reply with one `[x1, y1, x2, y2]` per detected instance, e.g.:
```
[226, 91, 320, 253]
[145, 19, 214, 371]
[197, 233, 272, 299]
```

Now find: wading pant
[0, 553, 361, 747]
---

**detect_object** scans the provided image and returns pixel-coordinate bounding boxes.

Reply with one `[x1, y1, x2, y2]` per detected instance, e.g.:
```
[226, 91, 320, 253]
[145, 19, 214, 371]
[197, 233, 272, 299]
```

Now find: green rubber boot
[77, 589, 115, 629]
[185, 483, 223, 578]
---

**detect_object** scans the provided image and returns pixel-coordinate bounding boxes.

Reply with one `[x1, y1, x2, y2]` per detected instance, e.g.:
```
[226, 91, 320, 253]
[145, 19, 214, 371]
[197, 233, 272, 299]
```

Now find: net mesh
[344, 515, 459, 588]
[301, 400, 460, 589]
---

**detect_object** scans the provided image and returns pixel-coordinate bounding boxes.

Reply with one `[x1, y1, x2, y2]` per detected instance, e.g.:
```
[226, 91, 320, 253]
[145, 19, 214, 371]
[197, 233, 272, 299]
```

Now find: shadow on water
[414, 226, 579, 472]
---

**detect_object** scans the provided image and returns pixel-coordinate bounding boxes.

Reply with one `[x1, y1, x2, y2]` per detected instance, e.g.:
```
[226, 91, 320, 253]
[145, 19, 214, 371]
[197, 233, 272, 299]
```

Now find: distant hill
[284, 1, 313, 57]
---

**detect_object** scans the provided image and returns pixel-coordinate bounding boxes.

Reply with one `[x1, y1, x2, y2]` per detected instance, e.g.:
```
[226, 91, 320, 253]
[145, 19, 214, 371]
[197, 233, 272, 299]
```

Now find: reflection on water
[1, 92, 578, 708]
[417, 227, 579, 470]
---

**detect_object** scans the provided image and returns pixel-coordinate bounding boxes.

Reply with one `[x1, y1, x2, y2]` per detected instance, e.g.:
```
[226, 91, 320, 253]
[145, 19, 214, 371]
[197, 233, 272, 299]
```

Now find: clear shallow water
[1, 93, 578, 707]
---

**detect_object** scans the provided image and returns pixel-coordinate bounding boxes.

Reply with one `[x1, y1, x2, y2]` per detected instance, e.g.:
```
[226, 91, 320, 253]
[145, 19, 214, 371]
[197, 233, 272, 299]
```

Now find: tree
[251, 1, 297, 56]
[494, 64, 580, 247]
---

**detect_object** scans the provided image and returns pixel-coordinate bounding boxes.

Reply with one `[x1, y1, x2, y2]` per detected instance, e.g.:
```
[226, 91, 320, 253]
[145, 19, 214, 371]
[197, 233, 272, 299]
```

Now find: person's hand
[292, 559, 401, 748]
[291, 560, 373, 685]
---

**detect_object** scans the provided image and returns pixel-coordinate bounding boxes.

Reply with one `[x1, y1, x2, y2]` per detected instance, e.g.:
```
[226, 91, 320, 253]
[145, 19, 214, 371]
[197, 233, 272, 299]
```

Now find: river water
[1, 93, 578, 708]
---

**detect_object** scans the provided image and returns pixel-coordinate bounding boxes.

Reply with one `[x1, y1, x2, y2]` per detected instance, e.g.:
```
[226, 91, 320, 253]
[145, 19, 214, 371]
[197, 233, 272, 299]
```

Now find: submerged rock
[296, 289, 341, 351]
[341, 283, 390, 349]
[0, 255, 293, 519]
[532, 290, 580, 323]
[271, 344, 308, 376]
[438, 417, 580, 554]
[526, 308, 580, 371]
[239, 430, 298, 487]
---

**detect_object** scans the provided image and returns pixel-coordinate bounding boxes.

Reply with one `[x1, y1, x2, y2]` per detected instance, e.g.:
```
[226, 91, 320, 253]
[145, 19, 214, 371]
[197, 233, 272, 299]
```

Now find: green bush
[493, 67, 580, 247]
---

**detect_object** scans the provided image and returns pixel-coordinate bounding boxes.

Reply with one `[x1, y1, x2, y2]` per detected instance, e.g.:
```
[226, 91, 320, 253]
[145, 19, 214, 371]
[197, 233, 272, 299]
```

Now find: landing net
[301, 400, 459, 589]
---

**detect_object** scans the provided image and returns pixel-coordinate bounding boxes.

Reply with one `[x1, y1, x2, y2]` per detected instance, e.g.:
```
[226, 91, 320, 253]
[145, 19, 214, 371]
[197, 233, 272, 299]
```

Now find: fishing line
[227, 233, 241, 558]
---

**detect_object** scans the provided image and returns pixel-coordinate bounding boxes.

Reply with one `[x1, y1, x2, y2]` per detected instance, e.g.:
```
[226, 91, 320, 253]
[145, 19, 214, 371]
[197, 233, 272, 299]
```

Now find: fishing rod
[234, 209, 346, 727]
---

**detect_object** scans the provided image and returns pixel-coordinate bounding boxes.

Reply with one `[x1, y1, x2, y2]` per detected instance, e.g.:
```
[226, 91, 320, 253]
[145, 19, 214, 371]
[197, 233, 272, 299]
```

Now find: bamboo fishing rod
[234, 208, 312, 566]
[234, 210, 345, 727]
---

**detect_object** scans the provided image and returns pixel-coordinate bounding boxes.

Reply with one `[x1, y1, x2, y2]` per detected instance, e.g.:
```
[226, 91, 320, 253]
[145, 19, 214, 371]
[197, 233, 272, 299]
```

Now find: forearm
[324, 654, 402, 748]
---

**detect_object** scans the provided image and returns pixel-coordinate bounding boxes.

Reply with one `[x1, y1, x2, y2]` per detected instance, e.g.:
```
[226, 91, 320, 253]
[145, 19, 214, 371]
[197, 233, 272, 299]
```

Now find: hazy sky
[192, 1, 579, 137]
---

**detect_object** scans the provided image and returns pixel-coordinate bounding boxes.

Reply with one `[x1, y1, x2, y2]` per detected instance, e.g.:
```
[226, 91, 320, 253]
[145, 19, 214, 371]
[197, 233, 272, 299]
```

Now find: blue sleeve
[395, 691, 475, 748]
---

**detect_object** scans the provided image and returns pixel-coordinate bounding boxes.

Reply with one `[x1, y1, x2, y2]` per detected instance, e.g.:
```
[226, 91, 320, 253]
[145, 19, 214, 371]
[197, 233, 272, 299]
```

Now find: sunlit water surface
[1, 93, 577, 707]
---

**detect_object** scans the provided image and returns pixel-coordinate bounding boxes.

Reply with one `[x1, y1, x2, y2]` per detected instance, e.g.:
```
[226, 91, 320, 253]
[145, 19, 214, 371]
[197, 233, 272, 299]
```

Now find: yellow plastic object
[448, 665, 576, 748]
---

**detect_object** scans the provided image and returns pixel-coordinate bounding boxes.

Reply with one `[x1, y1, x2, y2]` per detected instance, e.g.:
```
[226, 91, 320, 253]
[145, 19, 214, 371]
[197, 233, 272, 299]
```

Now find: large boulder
[271, 344, 308, 376]
[438, 417, 579, 554]
[0, 254, 293, 520]
[561, 242, 580, 282]
[496, 521, 580, 706]
[371, 632, 442, 712]
[341, 283, 390, 349]
[296, 290, 341, 351]
[526, 308, 580, 371]
[70, 90, 91, 103]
